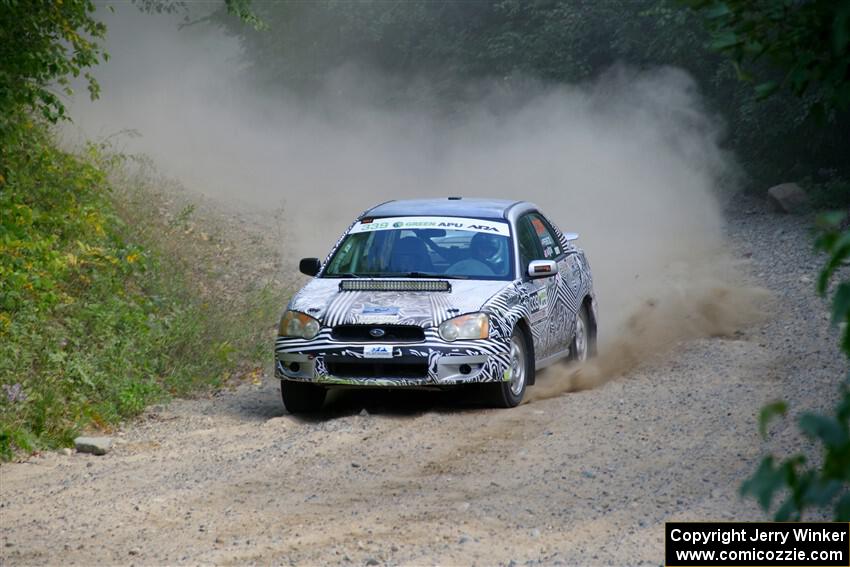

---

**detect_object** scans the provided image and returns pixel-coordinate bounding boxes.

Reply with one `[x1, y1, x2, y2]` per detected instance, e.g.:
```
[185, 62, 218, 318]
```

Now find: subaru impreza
[275, 197, 597, 412]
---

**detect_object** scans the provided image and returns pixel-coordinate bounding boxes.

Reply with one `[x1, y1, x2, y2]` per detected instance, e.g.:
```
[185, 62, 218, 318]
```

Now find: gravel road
[1, 198, 846, 566]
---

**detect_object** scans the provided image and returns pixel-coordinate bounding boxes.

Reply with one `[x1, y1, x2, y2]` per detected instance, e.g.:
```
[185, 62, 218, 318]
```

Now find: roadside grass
[0, 121, 285, 459]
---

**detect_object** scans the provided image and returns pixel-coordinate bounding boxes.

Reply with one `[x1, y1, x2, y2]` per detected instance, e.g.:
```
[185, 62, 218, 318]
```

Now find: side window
[517, 216, 544, 272]
[327, 232, 365, 273]
[528, 213, 562, 260]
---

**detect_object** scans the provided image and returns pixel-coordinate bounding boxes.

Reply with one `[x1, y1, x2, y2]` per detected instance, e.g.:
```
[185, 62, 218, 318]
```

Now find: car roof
[362, 198, 522, 220]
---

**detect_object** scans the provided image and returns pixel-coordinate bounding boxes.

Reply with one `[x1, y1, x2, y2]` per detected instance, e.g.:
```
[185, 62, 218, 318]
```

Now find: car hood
[288, 278, 511, 327]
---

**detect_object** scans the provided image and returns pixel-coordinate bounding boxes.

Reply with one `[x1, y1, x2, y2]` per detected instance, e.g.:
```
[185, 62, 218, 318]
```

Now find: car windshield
[323, 216, 514, 280]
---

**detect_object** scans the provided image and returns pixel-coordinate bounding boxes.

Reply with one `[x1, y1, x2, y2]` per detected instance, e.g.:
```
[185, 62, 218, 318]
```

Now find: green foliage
[0, 0, 260, 140]
[218, 1, 645, 91]
[222, 0, 265, 30]
[687, 0, 850, 522]
[686, 0, 850, 113]
[758, 400, 787, 437]
[801, 175, 850, 211]
[0, 0, 107, 134]
[0, 121, 277, 458]
[815, 212, 850, 352]
[741, 212, 850, 520]
[741, 383, 850, 521]
[0, 0, 273, 459]
[131, 0, 264, 30]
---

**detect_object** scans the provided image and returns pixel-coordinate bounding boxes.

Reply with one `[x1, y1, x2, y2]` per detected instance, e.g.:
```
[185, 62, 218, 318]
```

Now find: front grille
[326, 357, 429, 379]
[332, 324, 425, 342]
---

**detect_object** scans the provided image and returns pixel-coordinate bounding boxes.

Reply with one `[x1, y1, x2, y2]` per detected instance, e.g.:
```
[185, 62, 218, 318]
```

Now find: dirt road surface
[1, 201, 845, 566]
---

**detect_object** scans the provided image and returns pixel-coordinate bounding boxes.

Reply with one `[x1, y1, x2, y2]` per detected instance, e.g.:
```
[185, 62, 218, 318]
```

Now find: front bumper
[274, 330, 511, 387]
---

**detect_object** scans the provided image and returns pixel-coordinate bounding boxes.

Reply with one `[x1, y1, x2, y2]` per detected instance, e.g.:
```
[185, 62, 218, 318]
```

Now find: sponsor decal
[531, 217, 547, 235]
[569, 256, 583, 278]
[529, 310, 547, 323]
[364, 344, 393, 359]
[362, 306, 399, 315]
[348, 216, 510, 237]
[359, 314, 399, 323]
[536, 288, 549, 309]
[358, 305, 400, 324]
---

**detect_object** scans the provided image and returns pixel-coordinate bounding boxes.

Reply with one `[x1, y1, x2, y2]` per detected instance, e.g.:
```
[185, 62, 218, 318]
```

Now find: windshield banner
[350, 216, 511, 237]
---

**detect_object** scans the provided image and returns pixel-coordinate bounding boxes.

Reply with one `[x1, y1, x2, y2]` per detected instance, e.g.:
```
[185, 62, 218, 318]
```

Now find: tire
[280, 380, 326, 414]
[488, 327, 533, 408]
[569, 304, 596, 362]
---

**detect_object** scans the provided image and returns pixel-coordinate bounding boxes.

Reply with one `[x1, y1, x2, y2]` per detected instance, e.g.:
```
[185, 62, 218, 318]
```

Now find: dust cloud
[66, 5, 767, 381]
[529, 279, 771, 401]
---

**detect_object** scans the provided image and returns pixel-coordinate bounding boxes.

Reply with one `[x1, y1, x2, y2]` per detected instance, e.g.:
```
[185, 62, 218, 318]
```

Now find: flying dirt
[530, 267, 772, 401]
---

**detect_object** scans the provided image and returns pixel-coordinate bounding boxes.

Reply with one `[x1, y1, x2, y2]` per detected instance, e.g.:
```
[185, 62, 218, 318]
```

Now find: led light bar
[339, 280, 451, 292]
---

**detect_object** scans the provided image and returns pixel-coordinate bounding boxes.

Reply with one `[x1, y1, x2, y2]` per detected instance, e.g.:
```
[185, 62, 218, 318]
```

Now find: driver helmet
[470, 232, 499, 261]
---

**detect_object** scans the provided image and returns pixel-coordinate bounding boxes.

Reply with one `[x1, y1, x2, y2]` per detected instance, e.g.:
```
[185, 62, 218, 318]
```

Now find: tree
[0, 0, 262, 142]
[687, 0, 850, 521]
[215, 0, 848, 193]
[0, 0, 107, 136]
[686, 0, 850, 113]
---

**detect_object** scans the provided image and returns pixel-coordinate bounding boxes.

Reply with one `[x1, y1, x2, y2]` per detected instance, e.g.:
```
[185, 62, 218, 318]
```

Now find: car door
[538, 212, 587, 316]
[531, 212, 584, 349]
[516, 213, 568, 361]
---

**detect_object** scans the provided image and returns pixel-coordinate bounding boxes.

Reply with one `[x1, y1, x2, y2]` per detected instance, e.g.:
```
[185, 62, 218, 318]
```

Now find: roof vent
[447, 196, 462, 200]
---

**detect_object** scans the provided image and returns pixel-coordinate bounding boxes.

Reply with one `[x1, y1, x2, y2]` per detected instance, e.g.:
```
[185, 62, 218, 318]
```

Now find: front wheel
[487, 328, 533, 408]
[280, 380, 326, 414]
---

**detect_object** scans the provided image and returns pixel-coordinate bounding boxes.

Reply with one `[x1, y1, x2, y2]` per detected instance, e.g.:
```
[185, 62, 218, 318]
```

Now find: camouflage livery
[275, 199, 597, 389]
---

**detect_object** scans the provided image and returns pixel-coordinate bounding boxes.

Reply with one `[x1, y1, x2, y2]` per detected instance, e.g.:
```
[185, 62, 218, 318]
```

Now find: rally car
[275, 197, 597, 412]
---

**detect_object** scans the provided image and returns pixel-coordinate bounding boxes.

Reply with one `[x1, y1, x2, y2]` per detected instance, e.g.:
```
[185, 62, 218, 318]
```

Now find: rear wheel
[569, 304, 595, 361]
[488, 328, 533, 408]
[280, 380, 326, 414]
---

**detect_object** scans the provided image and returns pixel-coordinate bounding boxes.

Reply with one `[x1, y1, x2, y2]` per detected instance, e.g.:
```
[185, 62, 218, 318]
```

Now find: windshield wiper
[333, 271, 469, 280]
[404, 272, 469, 280]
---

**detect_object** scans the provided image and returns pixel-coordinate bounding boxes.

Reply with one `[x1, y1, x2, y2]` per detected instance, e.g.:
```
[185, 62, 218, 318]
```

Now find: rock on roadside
[74, 437, 112, 456]
[766, 183, 809, 214]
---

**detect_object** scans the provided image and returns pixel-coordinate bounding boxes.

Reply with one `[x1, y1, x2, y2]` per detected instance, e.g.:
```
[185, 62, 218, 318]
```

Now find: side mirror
[299, 257, 321, 277]
[528, 259, 557, 278]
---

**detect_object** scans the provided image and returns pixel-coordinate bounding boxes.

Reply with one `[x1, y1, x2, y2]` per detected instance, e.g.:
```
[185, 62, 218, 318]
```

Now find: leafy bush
[741, 212, 850, 521]
[685, 0, 850, 113]
[801, 176, 850, 211]
[0, 0, 273, 459]
[0, 0, 106, 135]
[0, 119, 279, 459]
[685, 0, 850, 522]
[0, 0, 260, 137]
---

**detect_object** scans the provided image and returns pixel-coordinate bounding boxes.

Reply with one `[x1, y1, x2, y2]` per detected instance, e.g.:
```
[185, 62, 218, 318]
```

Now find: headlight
[438, 313, 489, 341]
[278, 310, 321, 339]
